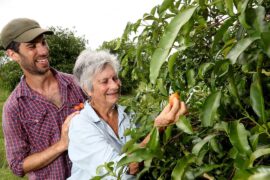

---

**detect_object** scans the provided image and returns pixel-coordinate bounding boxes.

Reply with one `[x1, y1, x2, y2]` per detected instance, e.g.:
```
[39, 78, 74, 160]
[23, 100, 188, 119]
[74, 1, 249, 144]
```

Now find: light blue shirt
[67, 102, 134, 180]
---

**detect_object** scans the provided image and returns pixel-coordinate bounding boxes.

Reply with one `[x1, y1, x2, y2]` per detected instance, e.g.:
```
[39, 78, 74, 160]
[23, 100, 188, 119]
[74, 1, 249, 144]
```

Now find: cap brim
[14, 28, 53, 43]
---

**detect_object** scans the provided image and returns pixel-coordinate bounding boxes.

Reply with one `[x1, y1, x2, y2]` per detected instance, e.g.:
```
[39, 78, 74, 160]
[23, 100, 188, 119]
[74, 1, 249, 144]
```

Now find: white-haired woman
[67, 49, 187, 179]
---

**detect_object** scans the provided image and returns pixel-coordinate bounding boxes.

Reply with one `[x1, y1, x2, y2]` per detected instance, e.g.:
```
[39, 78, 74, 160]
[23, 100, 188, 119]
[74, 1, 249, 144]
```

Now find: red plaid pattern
[2, 69, 85, 180]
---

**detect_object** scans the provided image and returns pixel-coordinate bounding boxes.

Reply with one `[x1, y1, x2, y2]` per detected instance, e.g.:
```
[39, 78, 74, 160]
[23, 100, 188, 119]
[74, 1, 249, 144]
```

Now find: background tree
[99, 38, 139, 94]
[47, 26, 87, 73]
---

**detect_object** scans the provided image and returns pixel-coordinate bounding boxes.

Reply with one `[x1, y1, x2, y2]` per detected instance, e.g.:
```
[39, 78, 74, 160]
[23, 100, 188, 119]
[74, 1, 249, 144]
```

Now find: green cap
[0, 18, 53, 49]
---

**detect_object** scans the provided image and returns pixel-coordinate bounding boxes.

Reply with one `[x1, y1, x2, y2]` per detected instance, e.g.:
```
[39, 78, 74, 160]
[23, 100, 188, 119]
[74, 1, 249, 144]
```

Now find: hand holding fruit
[169, 92, 180, 106]
[154, 92, 187, 127]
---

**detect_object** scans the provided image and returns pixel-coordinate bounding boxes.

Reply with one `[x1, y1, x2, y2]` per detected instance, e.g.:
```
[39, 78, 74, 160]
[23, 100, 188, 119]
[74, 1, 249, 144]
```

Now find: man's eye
[42, 40, 47, 45]
[28, 44, 36, 48]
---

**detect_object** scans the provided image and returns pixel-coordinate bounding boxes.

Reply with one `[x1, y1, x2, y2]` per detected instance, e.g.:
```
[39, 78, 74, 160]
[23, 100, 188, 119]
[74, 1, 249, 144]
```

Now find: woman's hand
[154, 98, 187, 127]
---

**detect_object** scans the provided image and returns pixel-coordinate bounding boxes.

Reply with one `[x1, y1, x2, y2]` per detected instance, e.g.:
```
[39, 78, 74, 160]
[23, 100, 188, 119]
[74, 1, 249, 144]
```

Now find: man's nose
[36, 43, 48, 55]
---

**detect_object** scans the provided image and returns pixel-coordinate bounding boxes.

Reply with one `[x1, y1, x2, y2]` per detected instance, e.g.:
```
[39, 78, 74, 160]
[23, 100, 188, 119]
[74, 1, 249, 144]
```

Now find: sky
[0, 0, 163, 49]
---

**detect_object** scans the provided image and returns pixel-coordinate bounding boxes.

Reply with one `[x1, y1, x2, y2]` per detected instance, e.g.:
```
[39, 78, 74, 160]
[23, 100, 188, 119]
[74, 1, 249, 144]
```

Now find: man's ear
[6, 49, 20, 62]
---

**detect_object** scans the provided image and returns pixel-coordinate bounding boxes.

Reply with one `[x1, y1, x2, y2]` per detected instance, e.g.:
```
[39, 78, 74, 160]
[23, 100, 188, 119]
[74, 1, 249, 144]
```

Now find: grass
[0, 88, 26, 179]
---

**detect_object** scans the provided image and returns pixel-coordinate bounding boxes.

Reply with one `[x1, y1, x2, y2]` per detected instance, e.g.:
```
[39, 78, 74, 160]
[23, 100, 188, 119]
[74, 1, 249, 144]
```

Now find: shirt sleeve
[68, 114, 126, 179]
[2, 102, 29, 177]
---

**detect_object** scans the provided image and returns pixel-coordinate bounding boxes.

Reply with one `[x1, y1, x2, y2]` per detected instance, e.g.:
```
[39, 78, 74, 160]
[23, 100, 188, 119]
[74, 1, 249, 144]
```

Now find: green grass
[0, 88, 26, 179]
[0, 169, 26, 180]
[0, 88, 9, 139]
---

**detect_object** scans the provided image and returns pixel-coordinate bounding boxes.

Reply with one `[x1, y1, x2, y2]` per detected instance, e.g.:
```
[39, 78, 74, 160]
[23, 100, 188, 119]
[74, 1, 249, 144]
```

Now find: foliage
[0, 27, 87, 92]
[99, 39, 139, 94]
[47, 26, 87, 74]
[0, 61, 22, 92]
[107, 0, 270, 179]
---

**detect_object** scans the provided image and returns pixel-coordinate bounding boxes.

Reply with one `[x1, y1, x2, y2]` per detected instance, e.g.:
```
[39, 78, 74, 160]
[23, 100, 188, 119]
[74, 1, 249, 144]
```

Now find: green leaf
[227, 121, 252, 156]
[150, 6, 157, 16]
[214, 0, 225, 12]
[238, 0, 250, 29]
[171, 155, 195, 180]
[214, 60, 230, 78]
[212, 18, 235, 52]
[198, 62, 214, 79]
[235, 166, 270, 180]
[261, 32, 270, 58]
[249, 166, 270, 180]
[214, 121, 229, 133]
[176, 115, 193, 134]
[114, 38, 121, 50]
[158, 0, 174, 14]
[252, 6, 267, 33]
[225, 0, 235, 16]
[186, 69, 196, 88]
[143, 14, 158, 21]
[192, 134, 216, 155]
[193, 164, 223, 178]
[249, 148, 270, 167]
[226, 36, 260, 64]
[234, 153, 250, 169]
[121, 22, 132, 41]
[200, 91, 221, 127]
[228, 74, 242, 106]
[249, 133, 259, 150]
[163, 125, 172, 143]
[168, 52, 178, 79]
[250, 73, 266, 123]
[210, 137, 223, 155]
[157, 78, 168, 96]
[147, 127, 160, 151]
[150, 6, 198, 84]
[117, 148, 158, 167]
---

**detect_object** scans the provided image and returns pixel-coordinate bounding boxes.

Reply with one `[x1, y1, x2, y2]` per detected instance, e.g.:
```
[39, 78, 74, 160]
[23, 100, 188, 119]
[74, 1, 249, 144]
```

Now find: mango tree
[113, 0, 270, 179]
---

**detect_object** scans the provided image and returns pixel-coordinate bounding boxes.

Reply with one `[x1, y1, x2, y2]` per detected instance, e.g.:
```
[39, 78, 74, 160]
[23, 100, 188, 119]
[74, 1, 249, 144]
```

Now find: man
[1, 18, 86, 179]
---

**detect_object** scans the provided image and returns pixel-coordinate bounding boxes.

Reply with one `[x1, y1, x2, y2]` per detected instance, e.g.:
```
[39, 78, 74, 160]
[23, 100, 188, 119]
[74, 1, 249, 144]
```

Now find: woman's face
[88, 64, 121, 107]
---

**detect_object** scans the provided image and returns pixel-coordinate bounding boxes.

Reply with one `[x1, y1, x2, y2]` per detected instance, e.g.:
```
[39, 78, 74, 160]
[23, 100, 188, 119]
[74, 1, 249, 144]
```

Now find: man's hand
[22, 111, 80, 173]
[57, 111, 80, 151]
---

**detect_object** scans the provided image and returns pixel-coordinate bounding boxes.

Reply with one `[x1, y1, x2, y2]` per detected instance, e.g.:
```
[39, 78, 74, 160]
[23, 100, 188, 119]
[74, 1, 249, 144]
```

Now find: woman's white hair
[73, 49, 120, 91]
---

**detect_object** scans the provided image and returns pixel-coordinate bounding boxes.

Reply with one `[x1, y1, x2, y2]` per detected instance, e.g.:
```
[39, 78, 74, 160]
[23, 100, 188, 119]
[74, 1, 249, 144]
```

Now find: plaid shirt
[2, 69, 86, 180]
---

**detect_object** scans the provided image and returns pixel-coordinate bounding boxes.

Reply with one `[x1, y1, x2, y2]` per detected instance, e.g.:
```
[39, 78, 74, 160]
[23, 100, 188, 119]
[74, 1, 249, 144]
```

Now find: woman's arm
[128, 98, 187, 174]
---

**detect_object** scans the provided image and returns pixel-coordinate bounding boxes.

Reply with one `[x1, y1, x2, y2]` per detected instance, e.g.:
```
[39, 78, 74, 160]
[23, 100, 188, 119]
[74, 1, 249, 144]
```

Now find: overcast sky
[0, 0, 162, 49]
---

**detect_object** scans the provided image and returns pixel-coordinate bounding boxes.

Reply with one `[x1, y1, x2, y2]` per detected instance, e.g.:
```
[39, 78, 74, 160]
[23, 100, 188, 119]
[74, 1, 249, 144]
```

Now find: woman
[68, 49, 187, 179]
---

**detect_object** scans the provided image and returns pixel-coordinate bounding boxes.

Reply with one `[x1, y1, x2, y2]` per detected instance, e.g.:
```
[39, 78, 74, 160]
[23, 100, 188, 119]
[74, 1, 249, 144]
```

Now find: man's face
[13, 35, 51, 76]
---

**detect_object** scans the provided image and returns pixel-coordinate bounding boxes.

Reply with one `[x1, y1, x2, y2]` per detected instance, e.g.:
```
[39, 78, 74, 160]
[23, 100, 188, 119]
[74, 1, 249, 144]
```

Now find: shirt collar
[84, 102, 126, 124]
[16, 68, 72, 99]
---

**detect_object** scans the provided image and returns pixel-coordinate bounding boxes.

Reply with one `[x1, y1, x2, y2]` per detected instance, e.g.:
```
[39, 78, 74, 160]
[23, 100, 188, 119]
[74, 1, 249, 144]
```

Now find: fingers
[170, 98, 180, 114]
[165, 99, 188, 125]
[179, 101, 188, 115]
[63, 111, 80, 127]
[154, 98, 188, 127]
[61, 111, 80, 137]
